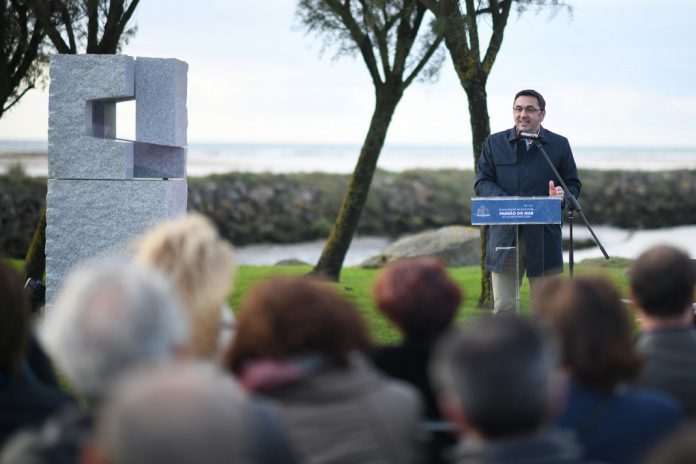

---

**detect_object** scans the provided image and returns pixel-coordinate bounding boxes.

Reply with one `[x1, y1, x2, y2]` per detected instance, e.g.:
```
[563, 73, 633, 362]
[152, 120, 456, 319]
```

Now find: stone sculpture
[45, 54, 188, 304]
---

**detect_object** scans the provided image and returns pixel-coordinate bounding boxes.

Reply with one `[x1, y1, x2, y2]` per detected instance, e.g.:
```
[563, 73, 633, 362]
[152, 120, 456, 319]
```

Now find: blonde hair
[135, 214, 235, 358]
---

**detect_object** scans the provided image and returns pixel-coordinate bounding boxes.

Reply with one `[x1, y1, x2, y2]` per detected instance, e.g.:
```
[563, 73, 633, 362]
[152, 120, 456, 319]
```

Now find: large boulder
[360, 225, 480, 268]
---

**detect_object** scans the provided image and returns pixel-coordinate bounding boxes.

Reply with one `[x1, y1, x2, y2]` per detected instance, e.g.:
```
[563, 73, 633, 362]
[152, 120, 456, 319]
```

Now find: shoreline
[3, 147, 696, 176]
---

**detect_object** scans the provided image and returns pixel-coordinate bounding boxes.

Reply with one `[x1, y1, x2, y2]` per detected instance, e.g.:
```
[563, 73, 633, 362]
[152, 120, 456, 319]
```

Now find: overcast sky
[1, 0, 695, 147]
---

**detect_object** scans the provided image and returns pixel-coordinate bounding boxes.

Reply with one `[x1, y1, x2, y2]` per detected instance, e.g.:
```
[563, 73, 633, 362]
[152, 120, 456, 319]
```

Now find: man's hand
[549, 180, 564, 198]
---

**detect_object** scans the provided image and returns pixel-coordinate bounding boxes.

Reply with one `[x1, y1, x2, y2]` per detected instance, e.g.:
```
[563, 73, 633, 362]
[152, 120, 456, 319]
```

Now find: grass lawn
[229, 257, 632, 345]
[4, 256, 631, 346]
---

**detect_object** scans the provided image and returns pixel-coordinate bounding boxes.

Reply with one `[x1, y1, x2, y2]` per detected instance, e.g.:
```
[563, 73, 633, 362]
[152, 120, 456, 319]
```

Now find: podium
[471, 196, 562, 312]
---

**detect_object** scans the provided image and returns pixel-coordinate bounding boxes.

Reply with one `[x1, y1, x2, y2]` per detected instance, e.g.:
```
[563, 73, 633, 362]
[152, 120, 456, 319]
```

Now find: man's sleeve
[474, 136, 507, 197]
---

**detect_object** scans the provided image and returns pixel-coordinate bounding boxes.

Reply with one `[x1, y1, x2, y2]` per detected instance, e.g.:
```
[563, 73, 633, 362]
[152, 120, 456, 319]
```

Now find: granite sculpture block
[48, 54, 136, 180]
[45, 54, 189, 305]
[133, 58, 188, 178]
[135, 58, 188, 147]
[45, 179, 187, 304]
[134, 143, 187, 178]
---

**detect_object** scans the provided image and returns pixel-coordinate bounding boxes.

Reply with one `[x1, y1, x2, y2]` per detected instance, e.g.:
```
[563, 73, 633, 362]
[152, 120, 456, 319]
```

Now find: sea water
[2, 140, 696, 175]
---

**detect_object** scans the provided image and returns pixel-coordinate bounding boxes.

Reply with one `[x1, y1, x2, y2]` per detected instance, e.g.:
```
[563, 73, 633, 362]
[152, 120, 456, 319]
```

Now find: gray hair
[430, 315, 558, 439]
[96, 362, 251, 464]
[39, 259, 189, 401]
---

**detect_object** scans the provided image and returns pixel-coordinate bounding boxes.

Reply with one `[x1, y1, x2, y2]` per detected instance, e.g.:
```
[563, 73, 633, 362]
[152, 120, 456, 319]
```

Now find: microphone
[517, 131, 544, 141]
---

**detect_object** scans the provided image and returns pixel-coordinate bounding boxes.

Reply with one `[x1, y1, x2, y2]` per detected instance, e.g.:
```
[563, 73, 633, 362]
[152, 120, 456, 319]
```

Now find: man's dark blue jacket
[474, 127, 581, 277]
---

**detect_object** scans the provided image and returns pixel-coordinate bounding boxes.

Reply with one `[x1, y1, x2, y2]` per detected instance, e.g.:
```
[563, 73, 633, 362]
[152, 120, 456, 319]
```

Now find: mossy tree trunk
[299, 0, 444, 281]
[23, 203, 46, 281]
[312, 89, 401, 280]
[420, 0, 514, 308]
[464, 82, 493, 308]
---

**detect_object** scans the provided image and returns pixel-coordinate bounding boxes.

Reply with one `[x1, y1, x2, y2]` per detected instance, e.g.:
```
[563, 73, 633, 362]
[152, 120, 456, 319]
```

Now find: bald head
[95, 363, 251, 464]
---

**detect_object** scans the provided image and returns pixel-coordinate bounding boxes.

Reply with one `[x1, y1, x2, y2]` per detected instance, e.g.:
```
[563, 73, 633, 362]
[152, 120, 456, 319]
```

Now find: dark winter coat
[474, 127, 581, 277]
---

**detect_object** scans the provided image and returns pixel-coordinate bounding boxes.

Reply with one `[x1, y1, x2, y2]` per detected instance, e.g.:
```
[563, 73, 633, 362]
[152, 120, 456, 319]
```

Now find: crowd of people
[1, 213, 696, 463]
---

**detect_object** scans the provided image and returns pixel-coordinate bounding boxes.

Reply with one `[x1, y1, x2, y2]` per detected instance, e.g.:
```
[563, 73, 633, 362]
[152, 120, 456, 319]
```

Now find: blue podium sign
[471, 196, 562, 225]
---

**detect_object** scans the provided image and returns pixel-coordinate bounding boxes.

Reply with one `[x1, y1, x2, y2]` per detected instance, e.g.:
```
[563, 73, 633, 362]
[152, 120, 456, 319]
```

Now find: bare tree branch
[3, 82, 35, 114]
[464, 0, 481, 64]
[404, 33, 443, 87]
[26, 0, 139, 54]
[482, 0, 512, 75]
[0, 0, 47, 118]
[25, 0, 71, 53]
[392, 1, 422, 77]
[57, 0, 78, 52]
[325, 0, 383, 85]
[372, 12, 393, 76]
[86, 0, 99, 51]
[419, 0, 439, 11]
[114, 0, 139, 45]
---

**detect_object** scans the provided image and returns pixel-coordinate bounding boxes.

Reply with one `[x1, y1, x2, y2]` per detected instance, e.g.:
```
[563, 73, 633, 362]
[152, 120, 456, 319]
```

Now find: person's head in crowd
[40, 259, 189, 403]
[223, 276, 371, 377]
[373, 256, 462, 340]
[134, 213, 236, 358]
[534, 275, 642, 393]
[629, 245, 696, 326]
[0, 262, 30, 376]
[430, 315, 560, 441]
[86, 362, 264, 464]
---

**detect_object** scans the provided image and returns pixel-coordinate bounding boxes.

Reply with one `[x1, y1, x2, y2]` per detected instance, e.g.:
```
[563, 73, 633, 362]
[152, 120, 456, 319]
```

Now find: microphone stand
[531, 139, 609, 275]
[568, 202, 575, 278]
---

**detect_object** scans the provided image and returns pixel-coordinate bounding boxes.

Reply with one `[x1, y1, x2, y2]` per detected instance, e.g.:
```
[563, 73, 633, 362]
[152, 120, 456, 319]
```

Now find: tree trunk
[311, 88, 401, 280]
[464, 80, 493, 308]
[24, 203, 46, 282]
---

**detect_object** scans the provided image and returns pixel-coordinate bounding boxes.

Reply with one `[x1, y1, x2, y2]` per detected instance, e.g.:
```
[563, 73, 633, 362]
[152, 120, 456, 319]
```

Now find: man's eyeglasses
[513, 106, 541, 114]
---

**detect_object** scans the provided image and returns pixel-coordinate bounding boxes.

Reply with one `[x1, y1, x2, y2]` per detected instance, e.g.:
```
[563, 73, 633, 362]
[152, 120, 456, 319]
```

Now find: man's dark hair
[630, 245, 696, 318]
[514, 89, 546, 111]
[431, 315, 556, 439]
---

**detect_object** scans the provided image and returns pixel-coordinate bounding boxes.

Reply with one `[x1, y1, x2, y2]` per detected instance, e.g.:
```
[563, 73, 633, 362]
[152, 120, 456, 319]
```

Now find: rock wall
[578, 169, 696, 228]
[187, 169, 474, 245]
[3, 168, 696, 258]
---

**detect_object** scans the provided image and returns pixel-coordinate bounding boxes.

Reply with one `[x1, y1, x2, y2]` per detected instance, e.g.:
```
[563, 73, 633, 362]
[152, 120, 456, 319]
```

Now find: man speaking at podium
[475, 89, 582, 314]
